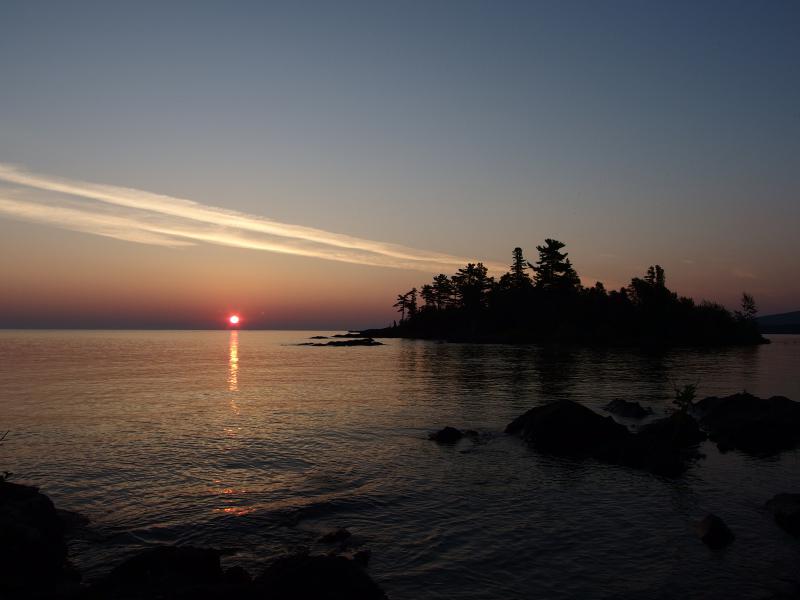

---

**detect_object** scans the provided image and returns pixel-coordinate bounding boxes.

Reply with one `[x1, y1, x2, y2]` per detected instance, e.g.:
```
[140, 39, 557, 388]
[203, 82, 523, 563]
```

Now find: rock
[353, 549, 371, 567]
[766, 493, 800, 537]
[304, 338, 384, 347]
[429, 426, 465, 443]
[255, 553, 387, 599]
[505, 400, 631, 455]
[637, 412, 707, 447]
[0, 481, 72, 596]
[96, 546, 224, 595]
[224, 565, 252, 585]
[619, 413, 705, 476]
[56, 508, 90, 534]
[603, 399, 653, 419]
[309, 335, 329, 339]
[506, 401, 705, 476]
[695, 514, 735, 548]
[693, 393, 800, 454]
[318, 527, 352, 544]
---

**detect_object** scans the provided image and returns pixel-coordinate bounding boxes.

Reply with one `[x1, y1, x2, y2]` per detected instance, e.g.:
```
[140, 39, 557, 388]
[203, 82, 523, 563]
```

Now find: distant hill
[758, 311, 800, 334]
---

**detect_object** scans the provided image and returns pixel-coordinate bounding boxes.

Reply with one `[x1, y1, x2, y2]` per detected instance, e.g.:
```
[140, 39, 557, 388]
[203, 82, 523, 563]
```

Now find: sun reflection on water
[228, 330, 239, 394]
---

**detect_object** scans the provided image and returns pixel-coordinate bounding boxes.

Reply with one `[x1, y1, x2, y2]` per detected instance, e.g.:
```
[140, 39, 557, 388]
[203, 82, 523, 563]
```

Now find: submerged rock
[695, 514, 735, 549]
[255, 552, 388, 599]
[318, 527, 352, 544]
[0, 480, 76, 596]
[429, 426, 466, 443]
[693, 393, 800, 454]
[603, 399, 653, 419]
[766, 493, 800, 537]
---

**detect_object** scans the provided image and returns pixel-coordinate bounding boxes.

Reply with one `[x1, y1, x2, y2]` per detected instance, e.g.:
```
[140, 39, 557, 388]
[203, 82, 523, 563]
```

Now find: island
[360, 239, 767, 346]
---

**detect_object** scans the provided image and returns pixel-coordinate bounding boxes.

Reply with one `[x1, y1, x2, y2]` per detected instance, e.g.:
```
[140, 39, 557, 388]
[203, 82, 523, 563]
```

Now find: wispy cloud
[0, 163, 506, 273]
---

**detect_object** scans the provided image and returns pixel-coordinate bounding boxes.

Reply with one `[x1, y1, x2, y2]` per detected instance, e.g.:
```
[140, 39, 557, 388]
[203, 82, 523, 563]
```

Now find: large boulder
[623, 412, 707, 476]
[693, 393, 800, 454]
[255, 552, 388, 600]
[636, 412, 707, 447]
[505, 400, 631, 456]
[766, 493, 800, 537]
[0, 481, 74, 596]
[603, 399, 653, 419]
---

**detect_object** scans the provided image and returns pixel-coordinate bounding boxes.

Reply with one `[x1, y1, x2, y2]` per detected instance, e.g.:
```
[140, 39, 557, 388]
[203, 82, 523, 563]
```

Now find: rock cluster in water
[505, 399, 705, 476]
[300, 337, 384, 347]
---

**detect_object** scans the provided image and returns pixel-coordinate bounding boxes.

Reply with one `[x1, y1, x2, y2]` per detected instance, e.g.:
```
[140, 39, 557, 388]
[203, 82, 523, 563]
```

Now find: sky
[1, 0, 798, 329]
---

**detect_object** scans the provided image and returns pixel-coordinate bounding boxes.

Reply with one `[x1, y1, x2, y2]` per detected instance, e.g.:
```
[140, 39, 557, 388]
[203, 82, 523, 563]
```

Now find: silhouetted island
[361, 239, 767, 346]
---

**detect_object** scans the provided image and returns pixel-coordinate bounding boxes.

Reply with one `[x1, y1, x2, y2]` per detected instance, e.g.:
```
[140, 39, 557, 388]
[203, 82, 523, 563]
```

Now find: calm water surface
[1, 331, 799, 599]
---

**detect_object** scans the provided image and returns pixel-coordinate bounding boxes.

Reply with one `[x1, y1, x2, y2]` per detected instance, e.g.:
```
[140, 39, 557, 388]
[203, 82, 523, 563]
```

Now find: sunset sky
[1, 1, 798, 329]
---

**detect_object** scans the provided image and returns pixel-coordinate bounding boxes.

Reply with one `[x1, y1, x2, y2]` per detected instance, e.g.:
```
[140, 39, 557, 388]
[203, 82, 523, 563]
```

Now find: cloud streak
[0, 163, 506, 273]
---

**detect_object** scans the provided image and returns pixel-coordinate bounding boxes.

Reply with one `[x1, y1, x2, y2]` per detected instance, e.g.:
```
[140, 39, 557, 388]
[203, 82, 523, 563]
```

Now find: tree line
[384, 239, 764, 345]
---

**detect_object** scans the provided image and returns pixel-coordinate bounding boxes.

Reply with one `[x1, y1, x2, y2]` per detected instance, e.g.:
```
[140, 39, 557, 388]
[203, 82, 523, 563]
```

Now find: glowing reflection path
[228, 330, 239, 394]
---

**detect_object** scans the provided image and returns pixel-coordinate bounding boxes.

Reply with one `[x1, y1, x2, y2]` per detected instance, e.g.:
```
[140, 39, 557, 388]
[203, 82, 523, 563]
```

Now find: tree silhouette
[452, 263, 494, 311]
[420, 284, 436, 309]
[407, 288, 418, 318]
[735, 292, 757, 322]
[393, 292, 409, 322]
[432, 274, 454, 310]
[499, 247, 532, 290]
[529, 239, 580, 290]
[645, 265, 666, 287]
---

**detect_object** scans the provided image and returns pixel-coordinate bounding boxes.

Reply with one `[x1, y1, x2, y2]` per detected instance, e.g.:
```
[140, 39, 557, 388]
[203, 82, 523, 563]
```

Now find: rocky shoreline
[0, 481, 387, 599]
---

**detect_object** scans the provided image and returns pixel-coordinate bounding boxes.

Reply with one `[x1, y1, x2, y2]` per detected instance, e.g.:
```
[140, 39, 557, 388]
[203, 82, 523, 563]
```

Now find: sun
[229, 314, 240, 325]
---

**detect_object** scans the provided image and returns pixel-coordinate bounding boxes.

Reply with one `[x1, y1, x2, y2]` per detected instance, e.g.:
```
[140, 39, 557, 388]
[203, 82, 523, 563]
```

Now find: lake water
[1, 331, 799, 599]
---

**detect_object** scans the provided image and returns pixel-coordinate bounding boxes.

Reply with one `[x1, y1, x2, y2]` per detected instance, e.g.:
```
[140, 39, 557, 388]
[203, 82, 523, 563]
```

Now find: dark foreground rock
[0, 480, 79, 597]
[255, 552, 388, 600]
[695, 514, 735, 549]
[693, 393, 800, 454]
[603, 399, 653, 419]
[2, 481, 388, 599]
[88, 546, 387, 599]
[92, 546, 224, 597]
[506, 400, 705, 476]
[766, 493, 800, 537]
